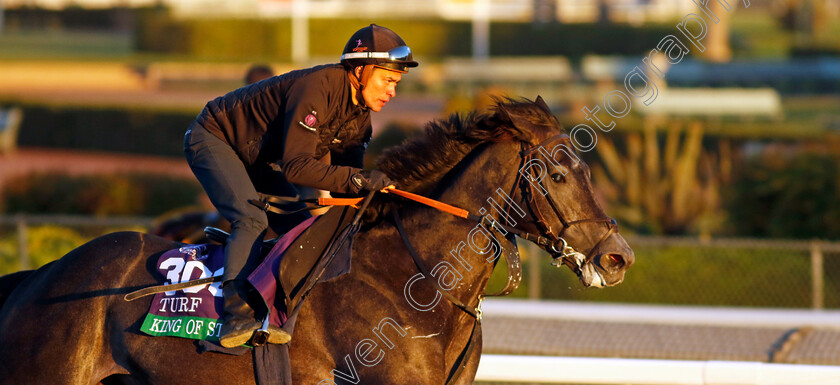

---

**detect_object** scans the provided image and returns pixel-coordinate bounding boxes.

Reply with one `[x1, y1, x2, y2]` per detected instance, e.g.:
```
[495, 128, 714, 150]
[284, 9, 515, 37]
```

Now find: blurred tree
[727, 148, 840, 239]
[442, 86, 511, 117]
[592, 120, 730, 236]
[778, 0, 832, 42]
[2, 173, 202, 216]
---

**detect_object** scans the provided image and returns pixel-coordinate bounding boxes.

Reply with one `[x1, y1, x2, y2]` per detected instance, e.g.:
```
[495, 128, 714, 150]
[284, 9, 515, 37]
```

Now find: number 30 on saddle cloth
[140, 206, 357, 344]
[139, 243, 227, 341]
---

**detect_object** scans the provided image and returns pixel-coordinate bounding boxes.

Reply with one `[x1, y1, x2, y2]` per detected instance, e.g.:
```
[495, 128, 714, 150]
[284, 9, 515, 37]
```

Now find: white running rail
[482, 299, 840, 330]
[475, 355, 840, 385]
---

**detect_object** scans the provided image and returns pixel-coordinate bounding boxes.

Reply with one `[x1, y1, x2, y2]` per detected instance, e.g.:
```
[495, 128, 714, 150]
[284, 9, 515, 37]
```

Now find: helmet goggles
[340, 46, 416, 73]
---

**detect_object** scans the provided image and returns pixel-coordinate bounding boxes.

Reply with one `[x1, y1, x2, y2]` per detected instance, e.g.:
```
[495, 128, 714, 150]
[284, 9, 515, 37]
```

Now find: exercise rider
[183, 24, 418, 348]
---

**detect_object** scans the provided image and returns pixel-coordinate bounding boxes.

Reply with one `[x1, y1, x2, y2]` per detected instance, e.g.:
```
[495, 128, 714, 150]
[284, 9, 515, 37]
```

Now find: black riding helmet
[340, 24, 419, 73]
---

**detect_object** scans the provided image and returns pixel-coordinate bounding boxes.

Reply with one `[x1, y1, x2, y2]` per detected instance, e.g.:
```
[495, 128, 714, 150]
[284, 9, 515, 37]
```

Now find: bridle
[455, 133, 619, 288]
[514, 134, 618, 281]
[393, 132, 621, 307]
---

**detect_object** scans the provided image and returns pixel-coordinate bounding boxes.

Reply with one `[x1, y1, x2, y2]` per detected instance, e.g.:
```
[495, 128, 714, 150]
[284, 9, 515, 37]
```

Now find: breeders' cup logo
[178, 245, 208, 261]
[353, 39, 367, 52]
[299, 110, 318, 132]
[305, 113, 317, 127]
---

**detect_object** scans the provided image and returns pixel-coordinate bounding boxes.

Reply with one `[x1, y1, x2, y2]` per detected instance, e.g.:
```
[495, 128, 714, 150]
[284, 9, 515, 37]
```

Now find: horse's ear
[496, 98, 543, 140]
[496, 101, 533, 129]
[495, 99, 514, 124]
[534, 95, 552, 115]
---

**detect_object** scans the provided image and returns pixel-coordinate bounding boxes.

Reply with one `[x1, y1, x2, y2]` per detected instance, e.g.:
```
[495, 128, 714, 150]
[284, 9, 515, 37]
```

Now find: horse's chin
[579, 263, 606, 288]
[555, 252, 607, 288]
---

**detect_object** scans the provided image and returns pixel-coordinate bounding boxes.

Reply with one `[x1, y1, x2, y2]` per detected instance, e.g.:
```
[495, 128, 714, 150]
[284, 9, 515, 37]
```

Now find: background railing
[3, 214, 839, 310]
[0, 214, 154, 273]
[501, 236, 840, 309]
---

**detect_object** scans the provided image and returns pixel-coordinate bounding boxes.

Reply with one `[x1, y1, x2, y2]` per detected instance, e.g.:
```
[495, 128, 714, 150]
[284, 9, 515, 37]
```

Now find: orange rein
[317, 187, 469, 219]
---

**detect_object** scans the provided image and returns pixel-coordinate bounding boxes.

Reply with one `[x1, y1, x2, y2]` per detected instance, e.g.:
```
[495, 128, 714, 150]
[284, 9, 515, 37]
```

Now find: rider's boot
[219, 280, 291, 347]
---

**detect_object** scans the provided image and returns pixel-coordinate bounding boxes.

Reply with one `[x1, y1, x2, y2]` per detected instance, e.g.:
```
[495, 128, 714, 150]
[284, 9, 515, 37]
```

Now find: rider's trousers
[184, 122, 311, 281]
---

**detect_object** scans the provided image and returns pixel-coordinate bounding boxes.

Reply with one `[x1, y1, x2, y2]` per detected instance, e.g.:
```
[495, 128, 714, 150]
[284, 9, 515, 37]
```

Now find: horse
[0, 98, 634, 385]
[150, 208, 230, 243]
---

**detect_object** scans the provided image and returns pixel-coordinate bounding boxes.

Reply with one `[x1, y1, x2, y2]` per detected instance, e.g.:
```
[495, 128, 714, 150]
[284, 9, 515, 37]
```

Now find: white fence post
[291, 0, 310, 64]
[472, 0, 490, 61]
[15, 214, 29, 270]
[527, 242, 541, 299]
[811, 240, 824, 310]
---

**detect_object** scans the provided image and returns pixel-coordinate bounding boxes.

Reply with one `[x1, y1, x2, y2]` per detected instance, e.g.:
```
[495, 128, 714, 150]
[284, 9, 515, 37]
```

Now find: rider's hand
[351, 170, 394, 193]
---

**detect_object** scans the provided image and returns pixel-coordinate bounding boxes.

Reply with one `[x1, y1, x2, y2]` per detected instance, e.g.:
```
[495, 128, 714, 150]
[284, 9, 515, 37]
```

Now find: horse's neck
[407, 141, 522, 302]
[437, 141, 522, 217]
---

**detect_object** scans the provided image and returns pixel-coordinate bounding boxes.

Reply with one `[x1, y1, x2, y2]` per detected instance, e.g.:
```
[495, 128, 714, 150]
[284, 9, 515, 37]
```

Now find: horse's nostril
[601, 253, 626, 271]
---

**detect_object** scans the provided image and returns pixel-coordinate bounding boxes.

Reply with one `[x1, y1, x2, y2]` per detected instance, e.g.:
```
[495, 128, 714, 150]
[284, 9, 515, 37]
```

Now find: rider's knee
[230, 214, 268, 234]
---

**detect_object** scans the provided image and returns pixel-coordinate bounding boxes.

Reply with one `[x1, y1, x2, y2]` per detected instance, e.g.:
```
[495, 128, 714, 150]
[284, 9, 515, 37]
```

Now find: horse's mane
[377, 98, 560, 192]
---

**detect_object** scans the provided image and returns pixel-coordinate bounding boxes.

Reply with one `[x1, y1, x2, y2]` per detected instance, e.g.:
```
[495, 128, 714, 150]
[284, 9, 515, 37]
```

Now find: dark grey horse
[0, 98, 633, 384]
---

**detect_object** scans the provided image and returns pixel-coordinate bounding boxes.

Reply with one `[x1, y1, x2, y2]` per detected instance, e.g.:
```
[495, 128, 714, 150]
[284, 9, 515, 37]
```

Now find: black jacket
[195, 64, 371, 194]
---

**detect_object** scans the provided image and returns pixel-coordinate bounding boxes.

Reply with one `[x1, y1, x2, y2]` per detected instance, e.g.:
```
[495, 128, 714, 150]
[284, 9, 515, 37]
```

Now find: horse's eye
[551, 173, 564, 183]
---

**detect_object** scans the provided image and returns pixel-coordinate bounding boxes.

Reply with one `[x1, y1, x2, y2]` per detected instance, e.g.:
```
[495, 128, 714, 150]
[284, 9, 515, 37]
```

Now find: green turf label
[140, 313, 223, 342]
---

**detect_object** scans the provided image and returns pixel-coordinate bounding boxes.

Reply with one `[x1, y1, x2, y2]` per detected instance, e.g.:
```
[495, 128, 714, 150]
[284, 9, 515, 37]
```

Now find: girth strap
[447, 318, 481, 385]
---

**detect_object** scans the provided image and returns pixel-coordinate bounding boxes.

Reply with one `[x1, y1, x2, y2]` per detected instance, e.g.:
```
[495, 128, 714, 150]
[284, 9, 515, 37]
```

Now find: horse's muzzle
[590, 235, 635, 287]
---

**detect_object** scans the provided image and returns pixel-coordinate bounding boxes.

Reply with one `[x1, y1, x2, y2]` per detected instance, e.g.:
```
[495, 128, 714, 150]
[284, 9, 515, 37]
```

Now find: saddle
[205, 226, 276, 253]
[134, 205, 359, 345]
